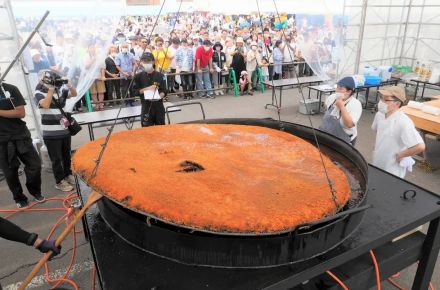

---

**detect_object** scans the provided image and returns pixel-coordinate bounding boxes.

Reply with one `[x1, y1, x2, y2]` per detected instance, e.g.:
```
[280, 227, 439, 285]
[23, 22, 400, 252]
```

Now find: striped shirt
[34, 85, 70, 139]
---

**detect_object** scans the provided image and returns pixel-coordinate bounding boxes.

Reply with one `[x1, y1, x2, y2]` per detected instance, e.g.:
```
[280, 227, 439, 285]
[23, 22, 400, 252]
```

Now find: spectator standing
[282, 37, 296, 78]
[212, 42, 226, 96]
[105, 45, 122, 106]
[230, 37, 247, 84]
[272, 40, 283, 80]
[167, 37, 180, 93]
[175, 39, 194, 99]
[246, 42, 259, 95]
[85, 43, 106, 111]
[372, 86, 425, 178]
[0, 80, 44, 208]
[115, 43, 137, 106]
[34, 70, 77, 192]
[195, 40, 214, 98]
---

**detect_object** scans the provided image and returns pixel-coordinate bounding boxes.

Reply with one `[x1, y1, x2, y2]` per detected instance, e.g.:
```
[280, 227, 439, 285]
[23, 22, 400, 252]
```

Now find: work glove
[36, 239, 61, 259]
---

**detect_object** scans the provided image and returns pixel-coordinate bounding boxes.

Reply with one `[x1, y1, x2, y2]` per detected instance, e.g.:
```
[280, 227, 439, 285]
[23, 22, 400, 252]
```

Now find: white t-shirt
[372, 110, 424, 178]
[325, 93, 363, 140]
[168, 46, 177, 69]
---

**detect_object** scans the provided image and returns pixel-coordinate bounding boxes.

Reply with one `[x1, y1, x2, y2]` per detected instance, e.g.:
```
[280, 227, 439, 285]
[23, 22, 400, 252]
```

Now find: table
[401, 99, 440, 136]
[264, 76, 328, 110]
[404, 78, 440, 100]
[307, 78, 400, 112]
[78, 165, 440, 290]
[307, 84, 336, 112]
[74, 102, 180, 140]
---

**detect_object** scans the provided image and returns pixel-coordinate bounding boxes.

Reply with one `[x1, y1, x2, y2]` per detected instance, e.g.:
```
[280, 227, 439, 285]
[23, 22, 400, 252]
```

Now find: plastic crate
[364, 75, 381, 85]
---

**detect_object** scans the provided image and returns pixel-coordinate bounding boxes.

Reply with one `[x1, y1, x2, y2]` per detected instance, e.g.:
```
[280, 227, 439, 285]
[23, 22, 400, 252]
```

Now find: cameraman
[34, 70, 77, 192]
[0, 78, 44, 208]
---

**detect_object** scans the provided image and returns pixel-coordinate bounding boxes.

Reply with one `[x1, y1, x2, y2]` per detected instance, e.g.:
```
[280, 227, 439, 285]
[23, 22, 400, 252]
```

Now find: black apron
[318, 98, 353, 144]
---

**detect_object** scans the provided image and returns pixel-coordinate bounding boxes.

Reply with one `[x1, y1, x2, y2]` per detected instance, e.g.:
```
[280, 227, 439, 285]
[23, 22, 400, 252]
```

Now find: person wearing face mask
[115, 43, 136, 107]
[372, 86, 425, 178]
[105, 45, 122, 106]
[134, 52, 167, 127]
[318, 76, 362, 145]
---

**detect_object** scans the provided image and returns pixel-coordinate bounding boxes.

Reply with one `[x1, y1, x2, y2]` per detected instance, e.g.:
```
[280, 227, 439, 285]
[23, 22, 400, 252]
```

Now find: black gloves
[36, 239, 61, 258]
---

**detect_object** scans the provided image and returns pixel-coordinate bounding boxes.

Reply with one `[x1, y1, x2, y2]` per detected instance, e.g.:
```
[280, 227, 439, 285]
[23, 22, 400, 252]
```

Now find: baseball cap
[236, 37, 244, 43]
[336, 76, 355, 91]
[140, 52, 155, 62]
[378, 86, 406, 103]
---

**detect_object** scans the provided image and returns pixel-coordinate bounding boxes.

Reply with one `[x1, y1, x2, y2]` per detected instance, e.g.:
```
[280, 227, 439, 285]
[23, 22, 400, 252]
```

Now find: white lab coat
[372, 110, 424, 178]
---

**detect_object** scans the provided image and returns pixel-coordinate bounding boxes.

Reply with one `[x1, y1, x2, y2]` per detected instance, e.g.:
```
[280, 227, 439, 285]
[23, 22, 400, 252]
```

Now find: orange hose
[0, 192, 80, 290]
[326, 270, 349, 290]
[370, 250, 381, 290]
[387, 277, 406, 290]
[91, 264, 97, 290]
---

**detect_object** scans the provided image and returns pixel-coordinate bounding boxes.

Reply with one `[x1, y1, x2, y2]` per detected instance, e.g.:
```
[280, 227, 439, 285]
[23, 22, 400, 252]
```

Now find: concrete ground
[1, 85, 439, 290]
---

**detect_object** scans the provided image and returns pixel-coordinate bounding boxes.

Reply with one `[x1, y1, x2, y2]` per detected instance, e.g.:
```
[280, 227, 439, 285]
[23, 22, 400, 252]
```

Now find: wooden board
[400, 100, 440, 135]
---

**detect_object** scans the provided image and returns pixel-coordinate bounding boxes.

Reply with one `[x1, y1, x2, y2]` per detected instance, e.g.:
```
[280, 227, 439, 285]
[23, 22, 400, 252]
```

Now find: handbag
[52, 95, 82, 136]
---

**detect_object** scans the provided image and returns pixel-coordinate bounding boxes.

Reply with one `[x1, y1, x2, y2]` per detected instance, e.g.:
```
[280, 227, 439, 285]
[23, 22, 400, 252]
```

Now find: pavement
[1, 85, 439, 289]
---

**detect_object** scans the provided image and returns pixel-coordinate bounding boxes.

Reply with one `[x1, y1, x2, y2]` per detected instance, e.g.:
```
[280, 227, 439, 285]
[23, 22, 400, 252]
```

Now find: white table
[74, 102, 180, 140]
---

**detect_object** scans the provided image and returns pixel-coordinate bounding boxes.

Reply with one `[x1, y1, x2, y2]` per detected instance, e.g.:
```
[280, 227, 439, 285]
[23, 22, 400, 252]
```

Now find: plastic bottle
[427, 64, 433, 81]
[414, 61, 420, 75]
[420, 63, 426, 80]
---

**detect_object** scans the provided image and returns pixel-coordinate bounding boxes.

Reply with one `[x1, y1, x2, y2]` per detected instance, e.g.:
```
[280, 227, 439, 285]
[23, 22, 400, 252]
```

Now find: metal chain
[257, 0, 340, 211]
[91, 0, 171, 178]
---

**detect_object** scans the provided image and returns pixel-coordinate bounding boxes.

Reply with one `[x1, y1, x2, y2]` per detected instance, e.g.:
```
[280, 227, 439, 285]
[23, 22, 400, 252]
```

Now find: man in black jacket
[0, 81, 44, 208]
[135, 52, 167, 127]
[104, 45, 122, 106]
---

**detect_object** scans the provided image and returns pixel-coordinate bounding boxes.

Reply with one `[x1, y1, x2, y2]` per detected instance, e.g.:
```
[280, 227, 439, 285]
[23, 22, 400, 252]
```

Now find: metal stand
[78, 165, 440, 289]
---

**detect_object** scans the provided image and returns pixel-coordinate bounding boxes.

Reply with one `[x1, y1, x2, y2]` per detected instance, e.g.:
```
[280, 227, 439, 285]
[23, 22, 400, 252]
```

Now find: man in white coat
[372, 86, 425, 178]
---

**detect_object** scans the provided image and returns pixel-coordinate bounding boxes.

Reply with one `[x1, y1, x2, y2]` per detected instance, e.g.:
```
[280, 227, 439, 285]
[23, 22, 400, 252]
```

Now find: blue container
[364, 75, 381, 85]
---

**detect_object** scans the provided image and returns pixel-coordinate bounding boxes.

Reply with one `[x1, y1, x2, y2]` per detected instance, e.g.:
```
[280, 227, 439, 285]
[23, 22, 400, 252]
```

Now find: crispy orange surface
[72, 124, 351, 233]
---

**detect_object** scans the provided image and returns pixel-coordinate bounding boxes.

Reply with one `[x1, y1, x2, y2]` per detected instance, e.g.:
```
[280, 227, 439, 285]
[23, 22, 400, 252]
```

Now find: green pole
[85, 89, 93, 112]
[229, 69, 239, 96]
[257, 67, 265, 94]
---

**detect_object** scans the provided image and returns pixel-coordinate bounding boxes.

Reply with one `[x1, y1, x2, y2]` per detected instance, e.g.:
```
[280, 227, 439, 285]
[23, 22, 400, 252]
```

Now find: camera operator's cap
[336, 76, 355, 91]
[241, 70, 248, 75]
[236, 37, 244, 43]
[140, 52, 155, 62]
[180, 38, 188, 43]
[378, 86, 406, 103]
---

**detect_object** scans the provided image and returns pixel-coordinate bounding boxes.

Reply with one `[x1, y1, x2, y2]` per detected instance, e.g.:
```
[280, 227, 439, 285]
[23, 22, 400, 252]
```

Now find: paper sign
[144, 89, 161, 100]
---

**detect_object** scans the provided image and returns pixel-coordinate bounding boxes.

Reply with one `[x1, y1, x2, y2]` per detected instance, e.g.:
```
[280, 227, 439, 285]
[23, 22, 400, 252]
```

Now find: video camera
[40, 70, 69, 88]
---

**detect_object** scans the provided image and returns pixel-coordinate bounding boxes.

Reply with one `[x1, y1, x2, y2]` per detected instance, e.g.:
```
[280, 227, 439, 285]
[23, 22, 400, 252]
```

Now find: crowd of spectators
[19, 12, 340, 110]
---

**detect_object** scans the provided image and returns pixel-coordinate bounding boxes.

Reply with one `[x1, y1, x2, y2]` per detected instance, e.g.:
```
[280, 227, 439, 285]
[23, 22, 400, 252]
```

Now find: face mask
[143, 63, 153, 72]
[121, 48, 128, 53]
[377, 100, 389, 114]
[335, 92, 344, 99]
